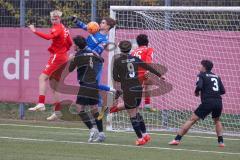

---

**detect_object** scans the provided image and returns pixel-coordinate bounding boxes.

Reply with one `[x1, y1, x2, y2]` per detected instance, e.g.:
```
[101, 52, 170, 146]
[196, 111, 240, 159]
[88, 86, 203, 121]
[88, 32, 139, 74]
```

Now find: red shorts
[42, 53, 68, 81]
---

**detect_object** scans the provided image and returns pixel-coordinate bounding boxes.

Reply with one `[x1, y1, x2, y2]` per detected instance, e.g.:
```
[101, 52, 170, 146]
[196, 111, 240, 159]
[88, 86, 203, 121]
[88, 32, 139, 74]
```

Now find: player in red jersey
[131, 34, 156, 111]
[28, 10, 73, 121]
[110, 34, 157, 113]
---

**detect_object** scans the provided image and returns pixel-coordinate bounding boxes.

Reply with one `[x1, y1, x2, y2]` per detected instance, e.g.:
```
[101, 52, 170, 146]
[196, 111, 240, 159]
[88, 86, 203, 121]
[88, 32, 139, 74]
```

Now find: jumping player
[69, 35, 106, 142]
[28, 10, 72, 121]
[169, 60, 226, 147]
[72, 16, 116, 109]
[113, 40, 164, 145]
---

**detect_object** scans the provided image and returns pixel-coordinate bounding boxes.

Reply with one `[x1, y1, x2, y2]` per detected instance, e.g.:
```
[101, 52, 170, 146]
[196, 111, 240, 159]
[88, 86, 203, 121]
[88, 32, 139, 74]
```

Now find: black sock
[130, 116, 142, 139]
[175, 134, 182, 141]
[218, 136, 223, 143]
[94, 112, 103, 132]
[79, 111, 93, 129]
[137, 113, 146, 134]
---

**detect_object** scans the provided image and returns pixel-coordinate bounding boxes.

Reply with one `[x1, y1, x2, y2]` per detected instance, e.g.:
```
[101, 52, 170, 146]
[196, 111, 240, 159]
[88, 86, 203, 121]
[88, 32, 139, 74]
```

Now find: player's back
[198, 72, 225, 101]
[69, 51, 102, 84]
[113, 53, 141, 90]
[131, 46, 153, 79]
[131, 46, 153, 62]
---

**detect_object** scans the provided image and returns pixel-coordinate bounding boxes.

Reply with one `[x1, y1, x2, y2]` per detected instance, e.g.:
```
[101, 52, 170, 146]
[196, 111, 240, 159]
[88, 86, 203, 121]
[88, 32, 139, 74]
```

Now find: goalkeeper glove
[71, 15, 78, 23]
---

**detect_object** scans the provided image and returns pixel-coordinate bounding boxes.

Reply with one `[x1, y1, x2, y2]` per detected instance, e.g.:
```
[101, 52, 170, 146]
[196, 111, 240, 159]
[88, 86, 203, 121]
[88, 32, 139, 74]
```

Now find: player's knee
[93, 112, 99, 119]
[90, 106, 98, 115]
[136, 112, 144, 122]
[39, 74, 48, 82]
[213, 117, 220, 124]
[189, 116, 198, 124]
[79, 111, 91, 122]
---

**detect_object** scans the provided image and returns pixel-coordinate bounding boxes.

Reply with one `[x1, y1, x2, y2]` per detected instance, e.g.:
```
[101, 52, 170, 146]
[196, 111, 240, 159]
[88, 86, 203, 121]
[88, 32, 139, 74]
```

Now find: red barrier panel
[0, 28, 240, 114]
[0, 28, 108, 103]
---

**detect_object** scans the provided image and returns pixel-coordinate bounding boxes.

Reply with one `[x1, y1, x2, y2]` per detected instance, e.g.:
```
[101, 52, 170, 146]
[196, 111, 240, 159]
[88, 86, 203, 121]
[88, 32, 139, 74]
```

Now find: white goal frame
[106, 6, 240, 135]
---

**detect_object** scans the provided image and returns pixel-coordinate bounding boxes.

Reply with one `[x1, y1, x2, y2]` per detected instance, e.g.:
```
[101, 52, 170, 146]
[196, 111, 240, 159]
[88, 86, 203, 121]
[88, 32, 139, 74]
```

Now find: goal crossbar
[110, 6, 240, 12]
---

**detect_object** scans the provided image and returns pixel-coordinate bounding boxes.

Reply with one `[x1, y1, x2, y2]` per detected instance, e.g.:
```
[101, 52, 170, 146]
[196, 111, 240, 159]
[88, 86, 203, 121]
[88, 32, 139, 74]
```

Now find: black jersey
[69, 50, 103, 84]
[113, 53, 162, 91]
[195, 71, 225, 102]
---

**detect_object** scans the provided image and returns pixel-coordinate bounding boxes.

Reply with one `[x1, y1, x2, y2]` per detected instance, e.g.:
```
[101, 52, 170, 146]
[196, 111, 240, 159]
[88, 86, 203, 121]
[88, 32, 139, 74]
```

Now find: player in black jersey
[69, 35, 106, 143]
[112, 40, 164, 146]
[169, 60, 226, 147]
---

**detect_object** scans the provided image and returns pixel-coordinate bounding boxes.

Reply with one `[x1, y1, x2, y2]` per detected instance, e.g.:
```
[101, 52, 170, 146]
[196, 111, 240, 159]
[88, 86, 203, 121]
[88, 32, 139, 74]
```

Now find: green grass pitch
[0, 119, 239, 160]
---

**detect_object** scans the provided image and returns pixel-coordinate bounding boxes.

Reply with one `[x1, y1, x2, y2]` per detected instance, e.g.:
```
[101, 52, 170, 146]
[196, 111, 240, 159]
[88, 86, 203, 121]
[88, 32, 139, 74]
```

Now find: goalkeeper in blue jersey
[71, 16, 116, 110]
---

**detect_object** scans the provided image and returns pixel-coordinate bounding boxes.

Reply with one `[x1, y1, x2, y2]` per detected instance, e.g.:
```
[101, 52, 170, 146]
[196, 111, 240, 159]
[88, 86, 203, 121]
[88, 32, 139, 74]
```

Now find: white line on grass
[1, 123, 240, 141]
[0, 136, 239, 156]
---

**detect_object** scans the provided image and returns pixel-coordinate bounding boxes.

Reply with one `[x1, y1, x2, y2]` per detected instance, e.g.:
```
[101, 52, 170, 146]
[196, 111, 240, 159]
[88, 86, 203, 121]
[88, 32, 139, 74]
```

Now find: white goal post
[106, 6, 240, 136]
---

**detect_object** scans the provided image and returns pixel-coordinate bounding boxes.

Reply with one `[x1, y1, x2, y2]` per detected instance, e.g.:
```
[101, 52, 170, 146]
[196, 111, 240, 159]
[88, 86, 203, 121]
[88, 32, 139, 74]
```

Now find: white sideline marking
[0, 123, 240, 141]
[0, 136, 239, 155]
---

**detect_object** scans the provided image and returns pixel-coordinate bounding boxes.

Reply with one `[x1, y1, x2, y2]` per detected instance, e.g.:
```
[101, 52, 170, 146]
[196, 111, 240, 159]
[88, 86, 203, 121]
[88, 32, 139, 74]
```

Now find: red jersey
[34, 23, 72, 80]
[131, 46, 153, 80]
[34, 23, 72, 54]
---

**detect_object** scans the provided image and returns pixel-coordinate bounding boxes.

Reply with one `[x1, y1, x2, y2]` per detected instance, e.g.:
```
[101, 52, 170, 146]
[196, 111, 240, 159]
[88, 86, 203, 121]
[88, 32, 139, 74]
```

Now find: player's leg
[96, 86, 118, 120]
[169, 102, 210, 145]
[90, 105, 106, 142]
[77, 103, 98, 142]
[28, 73, 49, 111]
[110, 101, 125, 113]
[213, 117, 224, 147]
[47, 84, 62, 121]
[136, 111, 151, 143]
[127, 106, 148, 146]
[96, 63, 103, 107]
[109, 92, 125, 114]
[143, 81, 156, 112]
[212, 100, 224, 147]
[169, 113, 200, 145]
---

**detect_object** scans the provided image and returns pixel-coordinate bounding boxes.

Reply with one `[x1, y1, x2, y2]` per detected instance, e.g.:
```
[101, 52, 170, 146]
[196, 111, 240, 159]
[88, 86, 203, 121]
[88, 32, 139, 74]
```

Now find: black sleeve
[195, 74, 204, 94]
[219, 77, 226, 95]
[137, 57, 162, 78]
[69, 57, 77, 72]
[113, 59, 121, 82]
[92, 53, 104, 63]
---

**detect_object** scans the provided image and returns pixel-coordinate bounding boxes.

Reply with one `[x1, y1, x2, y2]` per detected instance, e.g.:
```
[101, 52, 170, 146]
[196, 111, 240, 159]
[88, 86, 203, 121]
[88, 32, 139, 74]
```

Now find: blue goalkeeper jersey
[76, 20, 108, 56]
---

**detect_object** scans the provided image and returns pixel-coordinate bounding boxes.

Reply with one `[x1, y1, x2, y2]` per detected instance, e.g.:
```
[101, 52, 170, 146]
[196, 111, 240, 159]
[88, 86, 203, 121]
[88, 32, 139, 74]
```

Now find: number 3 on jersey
[127, 63, 135, 78]
[211, 78, 219, 91]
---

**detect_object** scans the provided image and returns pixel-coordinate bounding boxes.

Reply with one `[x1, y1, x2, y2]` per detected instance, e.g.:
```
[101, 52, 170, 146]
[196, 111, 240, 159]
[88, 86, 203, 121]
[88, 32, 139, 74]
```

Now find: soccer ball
[87, 21, 100, 34]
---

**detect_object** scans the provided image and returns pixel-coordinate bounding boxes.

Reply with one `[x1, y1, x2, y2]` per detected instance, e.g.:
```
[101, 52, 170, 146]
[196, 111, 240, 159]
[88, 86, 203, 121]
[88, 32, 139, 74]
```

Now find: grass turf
[0, 119, 239, 160]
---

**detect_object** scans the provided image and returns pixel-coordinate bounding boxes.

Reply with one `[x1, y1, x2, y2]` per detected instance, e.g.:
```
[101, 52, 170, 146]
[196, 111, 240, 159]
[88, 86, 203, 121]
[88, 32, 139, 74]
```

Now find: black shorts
[194, 98, 223, 120]
[123, 86, 143, 110]
[76, 96, 98, 105]
[76, 83, 99, 106]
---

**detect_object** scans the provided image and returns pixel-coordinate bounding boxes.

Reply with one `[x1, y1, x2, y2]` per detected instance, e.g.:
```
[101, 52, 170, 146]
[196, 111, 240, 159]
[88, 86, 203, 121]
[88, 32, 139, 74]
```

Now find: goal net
[107, 6, 240, 136]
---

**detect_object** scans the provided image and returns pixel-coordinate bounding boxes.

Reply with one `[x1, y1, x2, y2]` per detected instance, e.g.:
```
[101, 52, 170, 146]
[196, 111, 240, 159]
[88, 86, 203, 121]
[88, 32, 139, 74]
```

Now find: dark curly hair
[73, 35, 87, 49]
[201, 60, 214, 71]
[118, 40, 132, 53]
[136, 34, 149, 46]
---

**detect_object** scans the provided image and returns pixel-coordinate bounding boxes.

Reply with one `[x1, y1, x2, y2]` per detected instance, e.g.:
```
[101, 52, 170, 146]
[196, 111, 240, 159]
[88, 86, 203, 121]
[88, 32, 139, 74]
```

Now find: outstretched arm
[75, 19, 87, 31]
[137, 58, 162, 78]
[29, 24, 61, 40]
[34, 31, 57, 40]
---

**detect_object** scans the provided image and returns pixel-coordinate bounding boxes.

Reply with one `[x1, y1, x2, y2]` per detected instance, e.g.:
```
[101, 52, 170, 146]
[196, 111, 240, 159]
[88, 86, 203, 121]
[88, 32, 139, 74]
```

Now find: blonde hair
[50, 10, 62, 18]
